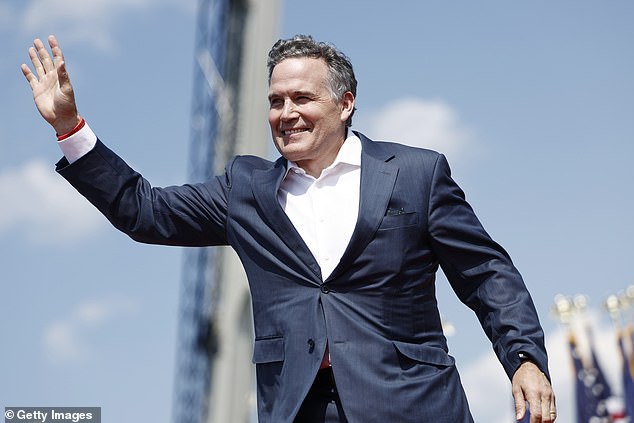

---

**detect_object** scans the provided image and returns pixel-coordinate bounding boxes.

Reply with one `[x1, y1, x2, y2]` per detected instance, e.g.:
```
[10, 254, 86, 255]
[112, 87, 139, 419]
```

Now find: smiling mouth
[281, 128, 309, 136]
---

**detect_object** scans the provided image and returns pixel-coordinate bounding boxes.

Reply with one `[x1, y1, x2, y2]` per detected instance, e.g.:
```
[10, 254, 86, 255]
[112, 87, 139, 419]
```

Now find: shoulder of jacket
[229, 154, 280, 170]
[355, 130, 442, 159]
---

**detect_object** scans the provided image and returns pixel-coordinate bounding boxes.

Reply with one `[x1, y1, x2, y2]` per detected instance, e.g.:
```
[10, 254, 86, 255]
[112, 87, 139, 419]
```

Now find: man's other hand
[512, 360, 556, 422]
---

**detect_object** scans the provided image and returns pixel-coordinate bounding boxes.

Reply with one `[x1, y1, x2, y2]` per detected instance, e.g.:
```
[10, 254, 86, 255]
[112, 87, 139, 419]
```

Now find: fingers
[538, 374, 556, 422]
[48, 35, 60, 49]
[525, 393, 555, 422]
[21, 63, 37, 85]
[34, 38, 55, 74]
[544, 393, 556, 422]
[513, 390, 527, 421]
[48, 35, 66, 68]
[22, 35, 67, 88]
[48, 36, 74, 96]
[28, 43, 46, 81]
[57, 60, 71, 92]
[25, 36, 61, 77]
[523, 385, 555, 422]
[536, 394, 548, 422]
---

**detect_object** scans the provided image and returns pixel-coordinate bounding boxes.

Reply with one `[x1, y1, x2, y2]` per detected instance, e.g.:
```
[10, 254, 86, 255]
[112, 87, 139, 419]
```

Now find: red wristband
[56, 117, 86, 141]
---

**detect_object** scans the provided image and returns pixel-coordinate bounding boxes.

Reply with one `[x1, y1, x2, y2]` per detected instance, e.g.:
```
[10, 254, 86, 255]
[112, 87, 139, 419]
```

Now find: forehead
[269, 57, 329, 93]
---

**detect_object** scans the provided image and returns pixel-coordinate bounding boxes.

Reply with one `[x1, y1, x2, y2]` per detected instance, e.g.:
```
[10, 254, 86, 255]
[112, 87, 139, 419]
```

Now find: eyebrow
[268, 90, 314, 101]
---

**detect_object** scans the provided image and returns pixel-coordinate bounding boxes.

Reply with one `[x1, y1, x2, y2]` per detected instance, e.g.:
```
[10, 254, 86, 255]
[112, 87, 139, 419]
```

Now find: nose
[280, 100, 297, 121]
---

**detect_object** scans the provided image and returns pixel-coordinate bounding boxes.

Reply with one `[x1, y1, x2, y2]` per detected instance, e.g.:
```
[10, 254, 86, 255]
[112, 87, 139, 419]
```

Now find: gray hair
[267, 35, 357, 127]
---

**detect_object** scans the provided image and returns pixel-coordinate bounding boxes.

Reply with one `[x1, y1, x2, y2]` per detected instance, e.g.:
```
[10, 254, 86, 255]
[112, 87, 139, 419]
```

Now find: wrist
[56, 116, 85, 141]
[53, 114, 82, 138]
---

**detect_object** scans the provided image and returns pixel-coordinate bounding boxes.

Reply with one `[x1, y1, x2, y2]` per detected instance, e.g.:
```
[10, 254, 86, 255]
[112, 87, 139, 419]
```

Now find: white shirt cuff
[57, 122, 97, 164]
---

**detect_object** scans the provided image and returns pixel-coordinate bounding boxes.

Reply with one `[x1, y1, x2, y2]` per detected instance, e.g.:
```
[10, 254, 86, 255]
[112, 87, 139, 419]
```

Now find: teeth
[283, 128, 306, 135]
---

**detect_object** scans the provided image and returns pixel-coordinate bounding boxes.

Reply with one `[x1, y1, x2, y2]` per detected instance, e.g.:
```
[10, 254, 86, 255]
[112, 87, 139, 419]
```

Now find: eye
[269, 97, 283, 108]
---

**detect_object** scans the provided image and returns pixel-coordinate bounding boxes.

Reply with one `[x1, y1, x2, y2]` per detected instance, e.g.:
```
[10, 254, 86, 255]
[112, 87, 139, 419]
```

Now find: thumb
[57, 61, 73, 94]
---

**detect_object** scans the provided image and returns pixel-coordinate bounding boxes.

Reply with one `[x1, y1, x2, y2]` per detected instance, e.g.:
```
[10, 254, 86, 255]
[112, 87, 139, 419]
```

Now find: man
[22, 34, 556, 422]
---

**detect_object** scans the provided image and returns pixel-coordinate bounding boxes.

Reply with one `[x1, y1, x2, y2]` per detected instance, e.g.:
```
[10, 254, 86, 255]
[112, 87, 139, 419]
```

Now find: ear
[339, 91, 355, 123]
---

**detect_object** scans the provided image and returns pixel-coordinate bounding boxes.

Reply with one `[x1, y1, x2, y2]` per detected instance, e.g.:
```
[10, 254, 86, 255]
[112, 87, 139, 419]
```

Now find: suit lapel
[252, 159, 322, 282]
[327, 133, 398, 282]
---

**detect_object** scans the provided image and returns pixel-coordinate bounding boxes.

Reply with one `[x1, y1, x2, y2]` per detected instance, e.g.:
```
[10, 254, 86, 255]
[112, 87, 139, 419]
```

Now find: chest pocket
[378, 211, 418, 230]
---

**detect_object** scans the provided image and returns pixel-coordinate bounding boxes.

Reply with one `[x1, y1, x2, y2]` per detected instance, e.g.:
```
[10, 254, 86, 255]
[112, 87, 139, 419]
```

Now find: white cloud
[43, 321, 86, 362]
[461, 348, 514, 422]
[355, 97, 475, 162]
[0, 159, 105, 244]
[20, 0, 195, 51]
[461, 312, 623, 422]
[73, 297, 136, 326]
[43, 296, 137, 364]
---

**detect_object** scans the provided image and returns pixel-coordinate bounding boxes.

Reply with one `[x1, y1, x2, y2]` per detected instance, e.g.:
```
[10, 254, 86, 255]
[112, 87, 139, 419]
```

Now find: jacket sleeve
[56, 139, 230, 247]
[427, 153, 549, 380]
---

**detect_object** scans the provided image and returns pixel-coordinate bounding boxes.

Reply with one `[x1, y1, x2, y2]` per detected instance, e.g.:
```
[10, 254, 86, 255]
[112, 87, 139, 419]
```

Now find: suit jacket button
[320, 285, 330, 294]
[307, 339, 315, 353]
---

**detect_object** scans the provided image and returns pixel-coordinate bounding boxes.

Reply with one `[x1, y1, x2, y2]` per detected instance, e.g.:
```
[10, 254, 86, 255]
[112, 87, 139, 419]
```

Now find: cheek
[268, 111, 279, 130]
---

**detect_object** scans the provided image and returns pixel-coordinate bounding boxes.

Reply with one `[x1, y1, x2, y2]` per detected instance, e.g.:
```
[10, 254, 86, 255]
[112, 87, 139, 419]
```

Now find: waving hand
[21, 35, 81, 135]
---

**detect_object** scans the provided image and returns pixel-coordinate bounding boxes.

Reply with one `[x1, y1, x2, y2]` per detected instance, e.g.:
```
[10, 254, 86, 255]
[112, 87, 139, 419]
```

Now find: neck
[297, 138, 347, 178]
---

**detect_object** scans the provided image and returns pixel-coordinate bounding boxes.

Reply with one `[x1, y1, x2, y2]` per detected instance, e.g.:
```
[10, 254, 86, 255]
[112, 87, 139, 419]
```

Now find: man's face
[268, 57, 354, 176]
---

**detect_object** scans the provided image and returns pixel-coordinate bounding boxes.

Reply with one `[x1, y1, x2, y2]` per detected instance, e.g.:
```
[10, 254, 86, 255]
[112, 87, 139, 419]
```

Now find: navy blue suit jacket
[57, 131, 548, 423]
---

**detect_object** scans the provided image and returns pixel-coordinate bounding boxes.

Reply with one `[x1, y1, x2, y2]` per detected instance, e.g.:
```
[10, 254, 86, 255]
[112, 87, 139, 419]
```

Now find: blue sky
[2, 1, 633, 422]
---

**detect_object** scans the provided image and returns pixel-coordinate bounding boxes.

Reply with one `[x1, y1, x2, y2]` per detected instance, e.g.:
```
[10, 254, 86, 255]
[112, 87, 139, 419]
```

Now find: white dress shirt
[277, 135, 361, 280]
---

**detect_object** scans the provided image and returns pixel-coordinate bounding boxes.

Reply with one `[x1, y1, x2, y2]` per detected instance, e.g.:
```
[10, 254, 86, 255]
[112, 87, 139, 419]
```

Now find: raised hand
[21, 35, 81, 135]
